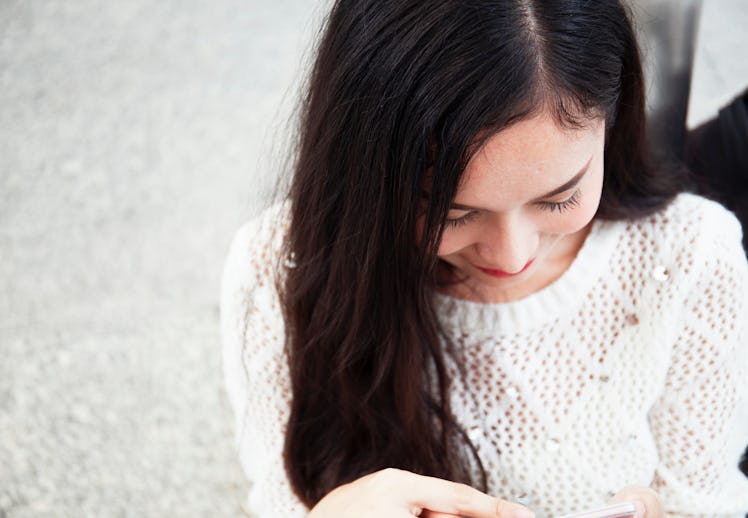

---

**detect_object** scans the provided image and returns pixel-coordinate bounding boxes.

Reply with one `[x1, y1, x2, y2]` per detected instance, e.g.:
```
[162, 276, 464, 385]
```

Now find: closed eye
[536, 189, 581, 213]
[445, 210, 479, 228]
[444, 188, 583, 228]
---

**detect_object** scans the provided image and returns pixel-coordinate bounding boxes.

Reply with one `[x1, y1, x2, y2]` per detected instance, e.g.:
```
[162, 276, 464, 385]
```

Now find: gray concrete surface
[0, 1, 745, 518]
[0, 1, 326, 517]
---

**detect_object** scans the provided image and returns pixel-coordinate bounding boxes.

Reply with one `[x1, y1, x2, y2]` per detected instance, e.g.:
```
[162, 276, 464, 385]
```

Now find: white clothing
[221, 193, 748, 517]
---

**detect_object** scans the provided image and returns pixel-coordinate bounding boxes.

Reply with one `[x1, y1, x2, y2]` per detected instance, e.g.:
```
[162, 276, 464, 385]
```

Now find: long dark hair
[280, 0, 681, 507]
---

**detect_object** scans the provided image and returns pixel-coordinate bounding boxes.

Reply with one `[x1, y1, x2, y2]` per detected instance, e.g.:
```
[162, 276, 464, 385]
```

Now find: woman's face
[434, 110, 606, 302]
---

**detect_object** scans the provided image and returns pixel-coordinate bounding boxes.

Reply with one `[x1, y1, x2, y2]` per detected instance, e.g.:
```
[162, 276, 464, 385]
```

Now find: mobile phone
[555, 502, 637, 518]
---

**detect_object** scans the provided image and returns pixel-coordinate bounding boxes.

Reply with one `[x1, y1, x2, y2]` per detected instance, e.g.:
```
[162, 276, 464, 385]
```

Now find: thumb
[608, 486, 662, 518]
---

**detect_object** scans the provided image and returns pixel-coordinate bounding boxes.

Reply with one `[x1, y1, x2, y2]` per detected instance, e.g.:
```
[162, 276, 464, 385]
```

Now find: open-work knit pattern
[221, 193, 748, 518]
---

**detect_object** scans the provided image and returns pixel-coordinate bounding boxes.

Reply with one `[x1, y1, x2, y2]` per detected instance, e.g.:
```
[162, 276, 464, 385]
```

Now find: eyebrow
[449, 155, 593, 211]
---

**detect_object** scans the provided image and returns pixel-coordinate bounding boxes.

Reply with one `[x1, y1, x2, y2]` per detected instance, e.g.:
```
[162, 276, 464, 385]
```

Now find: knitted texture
[221, 193, 748, 518]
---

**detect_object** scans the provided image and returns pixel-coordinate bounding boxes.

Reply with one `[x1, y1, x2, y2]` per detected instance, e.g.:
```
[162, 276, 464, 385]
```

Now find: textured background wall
[0, 1, 745, 518]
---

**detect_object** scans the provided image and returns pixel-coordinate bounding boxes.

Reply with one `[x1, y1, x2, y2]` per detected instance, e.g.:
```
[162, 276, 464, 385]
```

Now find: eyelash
[536, 189, 582, 213]
[445, 189, 582, 228]
[446, 211, 479, 228]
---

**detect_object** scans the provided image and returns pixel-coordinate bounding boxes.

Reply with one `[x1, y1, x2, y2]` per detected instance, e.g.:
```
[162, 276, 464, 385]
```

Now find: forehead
[457, 112, 605, 204]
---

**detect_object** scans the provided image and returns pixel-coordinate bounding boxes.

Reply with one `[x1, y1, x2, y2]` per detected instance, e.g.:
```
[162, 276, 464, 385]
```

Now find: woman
[221, 1, 748, 516]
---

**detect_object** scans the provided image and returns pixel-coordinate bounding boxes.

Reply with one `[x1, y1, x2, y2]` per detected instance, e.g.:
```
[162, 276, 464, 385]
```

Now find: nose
[475, 214, 537, 273]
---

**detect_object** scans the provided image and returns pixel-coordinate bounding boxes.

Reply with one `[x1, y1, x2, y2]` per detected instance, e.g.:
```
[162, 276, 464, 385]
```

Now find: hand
[607, 486, 663, 518]
[308, 468, 535, 518]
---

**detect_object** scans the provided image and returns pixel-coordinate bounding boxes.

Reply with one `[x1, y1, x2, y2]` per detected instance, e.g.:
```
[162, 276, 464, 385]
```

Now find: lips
[477, 258, 535, 278]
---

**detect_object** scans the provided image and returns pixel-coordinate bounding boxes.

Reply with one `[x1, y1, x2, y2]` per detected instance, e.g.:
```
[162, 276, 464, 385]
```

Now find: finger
[405, 473, 534, 518]
[608, 486, 663, 518]
[421, 512, 461, 518]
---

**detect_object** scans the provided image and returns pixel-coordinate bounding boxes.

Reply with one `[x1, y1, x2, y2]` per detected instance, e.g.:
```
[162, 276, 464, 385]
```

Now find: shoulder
[220, 201, 291, 356]
[625, 193, 745, 279]
[595, 193, 746, 328]
[221, 201, 291, 297]
[220, 202, 292, 412]
[653, 192, 742, 242]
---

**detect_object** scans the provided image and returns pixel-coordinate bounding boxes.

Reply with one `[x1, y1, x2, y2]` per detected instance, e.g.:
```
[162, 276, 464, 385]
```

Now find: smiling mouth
[477, 259, 535, 278]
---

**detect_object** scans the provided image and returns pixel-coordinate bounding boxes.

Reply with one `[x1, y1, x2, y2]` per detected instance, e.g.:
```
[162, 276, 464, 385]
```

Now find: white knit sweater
[221, 193, 748, 518]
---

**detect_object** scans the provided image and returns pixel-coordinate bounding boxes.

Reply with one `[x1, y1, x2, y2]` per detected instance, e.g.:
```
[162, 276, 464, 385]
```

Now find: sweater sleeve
[648, 203, 748, 516]
[220, 207, 308, 518]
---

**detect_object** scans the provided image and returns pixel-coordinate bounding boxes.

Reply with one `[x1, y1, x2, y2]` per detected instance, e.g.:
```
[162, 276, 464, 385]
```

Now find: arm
[647, 207, 748, 516]
[220, 210, 308, 518]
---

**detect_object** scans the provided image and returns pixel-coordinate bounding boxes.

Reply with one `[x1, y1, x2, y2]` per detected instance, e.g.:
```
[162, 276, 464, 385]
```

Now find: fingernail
[513, 508, 535, 518]
[633, 500, 646, 518]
